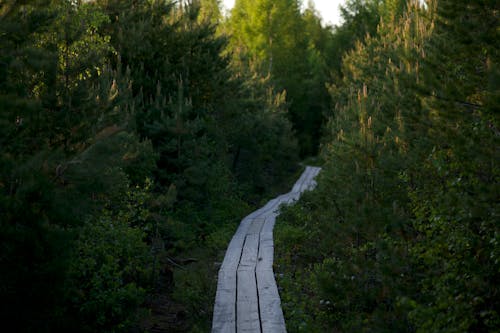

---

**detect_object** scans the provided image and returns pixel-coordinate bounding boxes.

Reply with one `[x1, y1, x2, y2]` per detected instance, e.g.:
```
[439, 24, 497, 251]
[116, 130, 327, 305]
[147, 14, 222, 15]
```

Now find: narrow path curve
[212, 166, 321, 333]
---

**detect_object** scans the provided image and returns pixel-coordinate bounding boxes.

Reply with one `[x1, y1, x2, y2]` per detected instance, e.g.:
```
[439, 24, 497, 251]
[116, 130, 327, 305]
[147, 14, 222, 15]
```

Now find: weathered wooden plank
[300, 166, 315, 188]
[305, 167, 321, 191]
[236, 270, 261, 332]
[259, 231, 274, 243]
[247, 218, 266, 235]
[254, 167, 321, 333]
[278, 192, 295, 205]
[297, 166, 315, 192]
[239, 234, 260, 271]
[301, 166, 320, 191]
[291, 167, 309, 193]
[213, 166, 321, 333]
[256, 269, 286, 333]
[220, 234, 246, 272]
[260, 214, 277, 234]
[212, 269, 237, 332]
[258, 198, 279, 214]
[257, 233, 274, 272]
[309, 167, 321, 186]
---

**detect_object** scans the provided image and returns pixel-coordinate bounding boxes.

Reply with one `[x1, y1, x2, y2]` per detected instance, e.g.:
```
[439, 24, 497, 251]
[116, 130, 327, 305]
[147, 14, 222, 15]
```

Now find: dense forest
[275, 0, 499, 332]
[0, 0, 498, 332]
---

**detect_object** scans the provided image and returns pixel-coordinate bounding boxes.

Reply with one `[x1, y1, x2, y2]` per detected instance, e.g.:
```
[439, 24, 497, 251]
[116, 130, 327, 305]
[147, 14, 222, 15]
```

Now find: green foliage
[1, 0, 300, 331]
[196, 0, 223, 24]
[65, 208, 154, 333]
[173, 259, 217, 332]
[227, 0, 332, 156]
[275, 0, 499, 332]
[402, 1, 500, 331]
[327, 0, 383, 78]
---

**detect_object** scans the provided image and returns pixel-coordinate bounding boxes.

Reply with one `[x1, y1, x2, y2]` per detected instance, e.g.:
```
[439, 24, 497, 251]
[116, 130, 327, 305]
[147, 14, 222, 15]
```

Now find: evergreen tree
[228, 0, 333, 155]
[275, 0, 499, 331]
[1, 0, 301, 331]
[404, 0, 500, 331]
[1, 2, 157, 331]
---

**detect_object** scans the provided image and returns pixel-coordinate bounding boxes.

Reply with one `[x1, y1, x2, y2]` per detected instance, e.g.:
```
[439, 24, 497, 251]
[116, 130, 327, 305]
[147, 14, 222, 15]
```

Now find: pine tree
[275, 0, 499, 331]
[404, 0, 500, 331]
[0, 2, 157, 331]
[228, 0, 335, 155]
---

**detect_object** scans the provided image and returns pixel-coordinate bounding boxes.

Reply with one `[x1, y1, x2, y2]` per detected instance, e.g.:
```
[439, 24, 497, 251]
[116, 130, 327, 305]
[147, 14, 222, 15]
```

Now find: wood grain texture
[236, 270, 260, 332]
[256, 269, 286, 333]
[212, 166, 321, 333]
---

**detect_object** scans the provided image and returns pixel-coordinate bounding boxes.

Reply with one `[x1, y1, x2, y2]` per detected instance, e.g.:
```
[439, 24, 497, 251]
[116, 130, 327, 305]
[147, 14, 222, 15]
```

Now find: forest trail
[212, 166, 321, 333]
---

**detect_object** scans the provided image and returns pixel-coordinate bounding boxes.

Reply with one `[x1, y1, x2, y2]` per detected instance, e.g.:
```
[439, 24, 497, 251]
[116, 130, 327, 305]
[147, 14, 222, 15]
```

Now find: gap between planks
[212, 166, 321, 333]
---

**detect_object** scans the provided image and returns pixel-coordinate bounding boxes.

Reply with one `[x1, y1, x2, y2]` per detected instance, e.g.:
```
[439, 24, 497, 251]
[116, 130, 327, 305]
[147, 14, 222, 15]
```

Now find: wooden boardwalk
[212, 166, 321, 333]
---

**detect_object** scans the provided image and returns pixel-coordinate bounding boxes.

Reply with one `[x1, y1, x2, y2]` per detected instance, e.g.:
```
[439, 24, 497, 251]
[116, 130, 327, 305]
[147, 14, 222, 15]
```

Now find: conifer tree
[228, 0, 334, 155]
[1, 0, 301, 331]
[1, 2, 157, 331]
[404, 0, 500, 330]
[275, 0, 499, 331]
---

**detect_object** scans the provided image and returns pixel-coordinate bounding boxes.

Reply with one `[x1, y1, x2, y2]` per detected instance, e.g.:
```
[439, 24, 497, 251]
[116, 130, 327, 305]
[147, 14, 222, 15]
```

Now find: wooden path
[212, 166, 321, 333]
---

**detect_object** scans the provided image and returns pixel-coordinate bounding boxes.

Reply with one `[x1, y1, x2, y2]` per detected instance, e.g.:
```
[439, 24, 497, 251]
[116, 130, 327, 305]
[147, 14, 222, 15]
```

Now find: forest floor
[138, 270, 190, 333]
